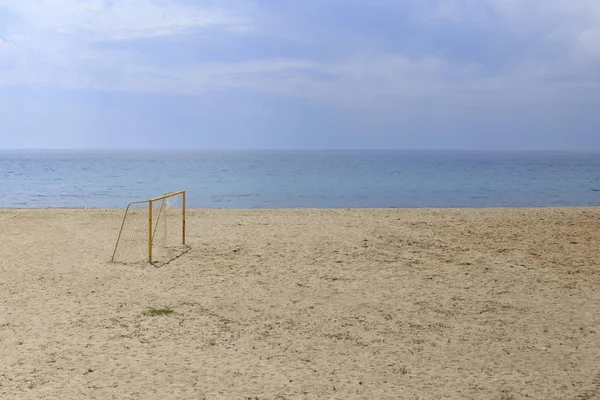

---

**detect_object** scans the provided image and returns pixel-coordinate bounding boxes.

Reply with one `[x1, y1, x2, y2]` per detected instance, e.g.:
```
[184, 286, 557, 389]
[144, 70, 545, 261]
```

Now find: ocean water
[1, 150, 599, 209]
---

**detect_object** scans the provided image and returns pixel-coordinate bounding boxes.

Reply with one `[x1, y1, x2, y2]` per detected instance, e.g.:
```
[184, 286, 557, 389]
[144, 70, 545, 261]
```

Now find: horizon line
[1, 148, 599, 153]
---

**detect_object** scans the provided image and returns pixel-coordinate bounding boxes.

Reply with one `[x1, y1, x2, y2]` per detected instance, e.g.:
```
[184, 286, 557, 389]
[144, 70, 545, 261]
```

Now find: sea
[1, 150, 599, 209]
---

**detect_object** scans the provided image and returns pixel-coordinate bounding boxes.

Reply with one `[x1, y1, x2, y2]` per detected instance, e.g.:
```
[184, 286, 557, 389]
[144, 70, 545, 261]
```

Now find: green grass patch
[143, 307, 175, 317]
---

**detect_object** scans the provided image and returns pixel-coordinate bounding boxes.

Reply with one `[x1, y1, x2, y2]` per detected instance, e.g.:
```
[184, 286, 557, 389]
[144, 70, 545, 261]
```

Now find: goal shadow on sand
[111, 245, 191, 268]
[150, 245, 191, 268]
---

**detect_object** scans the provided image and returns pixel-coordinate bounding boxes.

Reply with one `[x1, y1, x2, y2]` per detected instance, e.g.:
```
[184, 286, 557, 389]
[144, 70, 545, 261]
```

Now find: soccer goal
[111, 190, 187, 265]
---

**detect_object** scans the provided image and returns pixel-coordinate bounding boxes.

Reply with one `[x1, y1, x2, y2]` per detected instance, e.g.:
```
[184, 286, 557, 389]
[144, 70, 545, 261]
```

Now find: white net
[112, 203, 149, 264]
[150, 195, 186, 265]
[112, 192, 186, 266]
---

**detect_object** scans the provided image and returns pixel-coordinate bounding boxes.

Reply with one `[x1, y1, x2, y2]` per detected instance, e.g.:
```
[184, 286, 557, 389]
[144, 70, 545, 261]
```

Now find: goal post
[112, 190, 187, 265]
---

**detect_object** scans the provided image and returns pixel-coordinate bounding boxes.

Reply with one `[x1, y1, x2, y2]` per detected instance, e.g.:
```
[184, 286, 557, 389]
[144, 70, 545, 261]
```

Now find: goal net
[112, 191, 187, 265]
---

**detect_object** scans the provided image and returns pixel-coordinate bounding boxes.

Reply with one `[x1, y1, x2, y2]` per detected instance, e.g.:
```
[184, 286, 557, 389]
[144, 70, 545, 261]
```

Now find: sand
[1, 207, 599, 399]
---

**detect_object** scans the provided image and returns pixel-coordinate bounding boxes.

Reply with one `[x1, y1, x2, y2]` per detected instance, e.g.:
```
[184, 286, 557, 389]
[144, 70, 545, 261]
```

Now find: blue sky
[0, 0, 599, 150]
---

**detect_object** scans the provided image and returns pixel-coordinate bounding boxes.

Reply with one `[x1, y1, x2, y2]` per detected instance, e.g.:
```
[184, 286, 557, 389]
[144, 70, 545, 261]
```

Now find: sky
[0, 0, 599, 150]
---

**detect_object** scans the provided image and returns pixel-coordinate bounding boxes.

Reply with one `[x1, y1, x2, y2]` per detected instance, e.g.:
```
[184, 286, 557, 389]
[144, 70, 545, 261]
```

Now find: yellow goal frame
[111, 190, 186, 263]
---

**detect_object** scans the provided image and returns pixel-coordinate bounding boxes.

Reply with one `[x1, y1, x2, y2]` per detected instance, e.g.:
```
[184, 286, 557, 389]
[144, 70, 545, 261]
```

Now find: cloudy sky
[0, 0, 599, 150]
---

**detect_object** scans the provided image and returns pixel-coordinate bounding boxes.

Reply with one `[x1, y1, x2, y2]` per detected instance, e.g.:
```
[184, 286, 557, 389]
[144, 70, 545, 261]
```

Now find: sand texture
[1, 208, 600, 399]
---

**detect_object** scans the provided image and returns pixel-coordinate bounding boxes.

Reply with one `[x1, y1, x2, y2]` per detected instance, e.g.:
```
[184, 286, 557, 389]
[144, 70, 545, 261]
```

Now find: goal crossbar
[112, 190, 186, 264]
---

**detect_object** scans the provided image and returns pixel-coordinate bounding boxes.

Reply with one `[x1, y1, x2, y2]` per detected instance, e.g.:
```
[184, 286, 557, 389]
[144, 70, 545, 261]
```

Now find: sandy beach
[1, 207, 599, 399]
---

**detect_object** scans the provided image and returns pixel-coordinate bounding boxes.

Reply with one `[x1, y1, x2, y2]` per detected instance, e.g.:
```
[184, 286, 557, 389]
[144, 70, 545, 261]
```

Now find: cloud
[0, 0, 251, 78]
[426, 0, 600, 57]
[0, 0, 250, 41]
[0, 0, 252, 88]
[0, 0, 599, 116]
